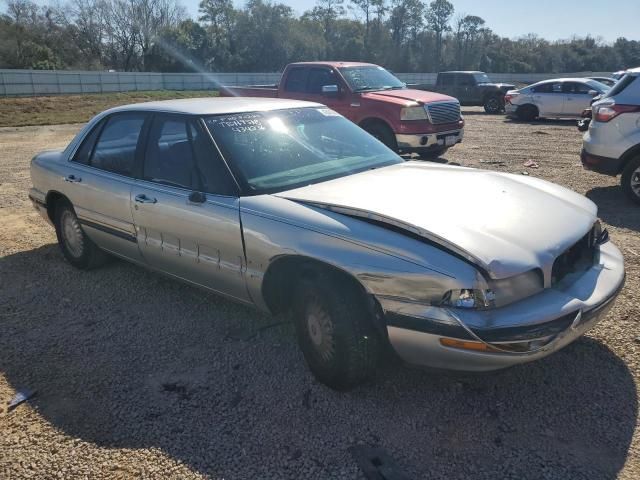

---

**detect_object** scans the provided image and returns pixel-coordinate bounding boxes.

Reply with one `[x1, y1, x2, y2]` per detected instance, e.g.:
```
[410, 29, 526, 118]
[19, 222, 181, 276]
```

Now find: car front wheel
[292, 270, 381, 390]
[621, 155, 640, 205]
[54, 200, 108, 269]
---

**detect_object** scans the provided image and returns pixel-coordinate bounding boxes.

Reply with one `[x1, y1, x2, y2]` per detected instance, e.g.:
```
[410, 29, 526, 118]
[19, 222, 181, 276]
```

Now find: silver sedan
[29, 98, 625, 390]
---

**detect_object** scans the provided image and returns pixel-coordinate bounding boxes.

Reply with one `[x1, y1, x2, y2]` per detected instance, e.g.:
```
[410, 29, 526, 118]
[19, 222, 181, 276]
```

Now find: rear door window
[532, 83, 562, 93]
[284, 67, 309, 93]
[72, 120, 104, 165]
[91, 113, 146, 176]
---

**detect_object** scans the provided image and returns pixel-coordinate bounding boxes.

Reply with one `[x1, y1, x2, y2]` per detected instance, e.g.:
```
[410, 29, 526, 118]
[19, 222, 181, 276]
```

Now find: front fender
[240, 195, 478, 312]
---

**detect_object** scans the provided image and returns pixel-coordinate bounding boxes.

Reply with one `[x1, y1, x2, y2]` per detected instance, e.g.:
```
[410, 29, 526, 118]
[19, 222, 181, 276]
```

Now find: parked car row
[29, 67, 627, 388]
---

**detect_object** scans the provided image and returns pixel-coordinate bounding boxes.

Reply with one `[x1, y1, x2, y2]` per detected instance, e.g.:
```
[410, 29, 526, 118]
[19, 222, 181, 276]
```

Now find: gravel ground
[1, 108, 639, 479]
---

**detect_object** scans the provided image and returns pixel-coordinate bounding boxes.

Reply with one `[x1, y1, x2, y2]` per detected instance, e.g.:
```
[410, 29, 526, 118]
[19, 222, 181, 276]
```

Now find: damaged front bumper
[379, 241, 625, 371]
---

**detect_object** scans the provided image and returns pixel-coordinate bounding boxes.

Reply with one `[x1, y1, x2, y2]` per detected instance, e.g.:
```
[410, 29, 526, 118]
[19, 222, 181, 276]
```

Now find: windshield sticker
[318, 108, 340, 117]
[208, 114, 266, 133]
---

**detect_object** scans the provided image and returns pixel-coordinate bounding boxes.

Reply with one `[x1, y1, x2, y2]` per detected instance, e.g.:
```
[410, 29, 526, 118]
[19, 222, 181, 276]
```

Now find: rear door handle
[135, 194, 157, 204]
[64, 174, 81, 183]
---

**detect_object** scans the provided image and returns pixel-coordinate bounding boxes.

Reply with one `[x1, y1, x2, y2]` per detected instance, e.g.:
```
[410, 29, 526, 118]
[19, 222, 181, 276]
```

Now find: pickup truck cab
[417, 71, 515, 114]
[220, 61, 464, 158]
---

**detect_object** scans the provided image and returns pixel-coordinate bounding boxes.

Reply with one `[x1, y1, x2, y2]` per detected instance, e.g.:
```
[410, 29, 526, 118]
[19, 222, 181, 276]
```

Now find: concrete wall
[0, 69, 613, 97]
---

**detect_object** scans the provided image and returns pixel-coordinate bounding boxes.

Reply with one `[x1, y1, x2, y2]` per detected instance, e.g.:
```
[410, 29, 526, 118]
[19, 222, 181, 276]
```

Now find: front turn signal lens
[439, 338, 499, 352]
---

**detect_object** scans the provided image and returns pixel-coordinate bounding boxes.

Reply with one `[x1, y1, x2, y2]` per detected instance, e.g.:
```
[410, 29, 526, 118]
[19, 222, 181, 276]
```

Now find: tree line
[1, 0, 639, 73]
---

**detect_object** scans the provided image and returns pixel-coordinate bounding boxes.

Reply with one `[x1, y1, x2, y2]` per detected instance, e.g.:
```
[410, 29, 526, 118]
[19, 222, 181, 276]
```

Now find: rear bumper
[396, 128, 464, 152]
[580, 148, 623, 176]
[380, 241, 625, 371]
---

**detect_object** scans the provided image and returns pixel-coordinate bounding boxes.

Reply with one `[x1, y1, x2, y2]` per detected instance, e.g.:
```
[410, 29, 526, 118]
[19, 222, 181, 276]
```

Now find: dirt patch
[0, 90, 219, 127]
[1, 109, 639, 479]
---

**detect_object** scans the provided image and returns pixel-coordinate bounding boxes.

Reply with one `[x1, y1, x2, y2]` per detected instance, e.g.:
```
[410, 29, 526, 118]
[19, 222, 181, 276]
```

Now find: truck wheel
[292, 270, 381, 390]
[54, 200, 108, 269]
[516, 104, 538, 121]
[363, 122, 398, 152]
[621, 156, 640, 205]
[484, 95, 502, 114]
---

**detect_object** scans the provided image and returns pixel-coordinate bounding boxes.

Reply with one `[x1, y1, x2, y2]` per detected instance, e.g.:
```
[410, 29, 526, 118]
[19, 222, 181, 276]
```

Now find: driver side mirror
[322, 85, 339, 97]
[588, 90, 599, 97]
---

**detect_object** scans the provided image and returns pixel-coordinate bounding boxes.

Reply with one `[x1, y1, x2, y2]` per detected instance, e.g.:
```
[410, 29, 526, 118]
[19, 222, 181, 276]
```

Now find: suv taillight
[594, 104, 640, 122]
[504, 93, 516, 104]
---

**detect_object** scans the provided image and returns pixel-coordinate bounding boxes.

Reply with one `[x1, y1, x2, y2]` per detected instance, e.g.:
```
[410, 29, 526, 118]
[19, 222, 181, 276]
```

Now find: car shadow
[1, 244, 636, 479]
[503, 117, 579, 127]
[586, 185, 640, 232]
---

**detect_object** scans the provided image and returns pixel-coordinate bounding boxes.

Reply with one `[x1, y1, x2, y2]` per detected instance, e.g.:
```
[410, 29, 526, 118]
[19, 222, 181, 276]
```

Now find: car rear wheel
[516, 104, 538, 121]
[363, 121, 398, 152]
[483, 95, 503, 114]
[621, 156, 640, 205]
[54, 201, 108, 269]
[292, 270, 381, 390]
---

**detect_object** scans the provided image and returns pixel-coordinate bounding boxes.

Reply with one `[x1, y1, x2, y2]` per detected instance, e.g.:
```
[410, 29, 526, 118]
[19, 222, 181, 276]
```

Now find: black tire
[363, 121, 398, 152]
[621, 155, 640, 205]
[292, 270, 382, 390]
[418, 147, 449, 160]
[54, 200, 108, 269]
[516, 104, 538, 121]
[483, 95, 503, 114]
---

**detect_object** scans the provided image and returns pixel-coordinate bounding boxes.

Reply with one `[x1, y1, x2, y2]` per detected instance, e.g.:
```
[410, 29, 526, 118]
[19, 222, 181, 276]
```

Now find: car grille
[426, 101, 461, 124]
[551, 227, 598, 286]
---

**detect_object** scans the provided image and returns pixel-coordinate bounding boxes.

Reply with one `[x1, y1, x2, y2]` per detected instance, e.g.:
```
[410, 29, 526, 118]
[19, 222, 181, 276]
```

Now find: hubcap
[631, 167, 640, 198]
[61, 210, 84, 258]
[306, 300, 335, 362]
[487, 99, 499, 111]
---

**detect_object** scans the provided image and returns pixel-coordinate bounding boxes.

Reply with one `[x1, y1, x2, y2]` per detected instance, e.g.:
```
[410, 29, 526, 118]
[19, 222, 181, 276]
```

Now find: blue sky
[183, 0, 639, 42]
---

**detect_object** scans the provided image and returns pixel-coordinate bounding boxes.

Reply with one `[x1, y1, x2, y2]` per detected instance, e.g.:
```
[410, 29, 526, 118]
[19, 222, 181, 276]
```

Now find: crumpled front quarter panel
[240, 195, 478, 312]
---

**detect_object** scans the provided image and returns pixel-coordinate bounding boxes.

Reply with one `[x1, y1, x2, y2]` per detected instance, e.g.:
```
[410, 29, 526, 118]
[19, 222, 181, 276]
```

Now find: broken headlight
[439, 269, 544, 310]
[440, 289, 496, 309]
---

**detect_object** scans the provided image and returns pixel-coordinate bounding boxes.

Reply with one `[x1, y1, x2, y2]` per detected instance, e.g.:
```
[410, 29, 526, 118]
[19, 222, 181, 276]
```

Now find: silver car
[29, 98, 625, 390]
[505, 78, 609, 121]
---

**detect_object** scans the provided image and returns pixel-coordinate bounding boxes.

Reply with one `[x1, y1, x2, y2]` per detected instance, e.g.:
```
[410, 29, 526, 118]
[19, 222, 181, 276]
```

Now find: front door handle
[64, 174, 82, 183]
[135, 194, 157, 204]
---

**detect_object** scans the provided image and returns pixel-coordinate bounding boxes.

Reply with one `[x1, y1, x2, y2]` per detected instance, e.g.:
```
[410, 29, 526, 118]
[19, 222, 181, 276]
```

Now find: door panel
[63, 163, 142, 261]
[131, 183, 249, 302]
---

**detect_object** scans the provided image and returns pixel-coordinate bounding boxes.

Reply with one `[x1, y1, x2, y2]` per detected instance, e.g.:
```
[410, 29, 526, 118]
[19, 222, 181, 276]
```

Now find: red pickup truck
[220, 61, 464, 157]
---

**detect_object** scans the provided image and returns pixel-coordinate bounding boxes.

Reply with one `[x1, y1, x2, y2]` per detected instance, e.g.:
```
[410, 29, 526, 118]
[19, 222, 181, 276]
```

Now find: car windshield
[203, 107, 402, 195]
[338, 66, 406, 92]
[473, 73, 492, 83]
[586, 79, 610, 93]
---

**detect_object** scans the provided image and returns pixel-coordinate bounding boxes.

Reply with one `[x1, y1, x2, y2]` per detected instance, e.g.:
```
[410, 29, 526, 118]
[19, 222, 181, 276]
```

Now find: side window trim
[71, 118, 106, 165]
[196, 117, 241, 197]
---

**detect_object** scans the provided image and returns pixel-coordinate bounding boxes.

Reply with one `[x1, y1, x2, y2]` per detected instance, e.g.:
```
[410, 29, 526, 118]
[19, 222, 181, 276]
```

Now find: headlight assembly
[400, 105, 429, 121]
[438, 269, 543, 310]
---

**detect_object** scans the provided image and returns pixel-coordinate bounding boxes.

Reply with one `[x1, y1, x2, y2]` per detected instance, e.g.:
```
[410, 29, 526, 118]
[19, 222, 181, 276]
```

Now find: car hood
[362, 88, 456, 105]
[276, 162, 597, 280]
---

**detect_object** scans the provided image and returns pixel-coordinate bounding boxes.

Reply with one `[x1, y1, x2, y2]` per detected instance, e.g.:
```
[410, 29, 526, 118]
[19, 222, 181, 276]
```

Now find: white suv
[582, 68, 640, 204]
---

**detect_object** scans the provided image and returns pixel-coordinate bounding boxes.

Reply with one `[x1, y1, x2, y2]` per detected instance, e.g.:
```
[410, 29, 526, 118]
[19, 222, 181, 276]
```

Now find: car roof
[439, 71, 484, 74]
[535, 78, 596, 84]
[288, 61, 378, 68]
[103, 97, 324, 116]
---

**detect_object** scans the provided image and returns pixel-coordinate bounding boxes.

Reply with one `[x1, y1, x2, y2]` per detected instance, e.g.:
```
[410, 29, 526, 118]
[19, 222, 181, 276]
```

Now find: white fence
[0, 69, 613, 96]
